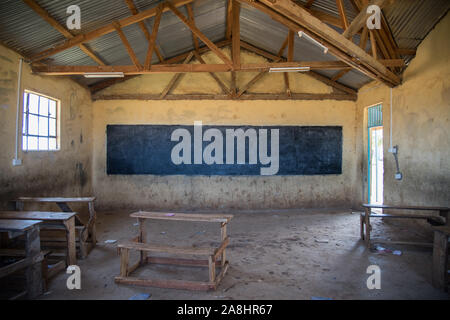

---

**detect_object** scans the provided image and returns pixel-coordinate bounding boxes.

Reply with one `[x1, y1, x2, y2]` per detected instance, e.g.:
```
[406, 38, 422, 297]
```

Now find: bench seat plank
[0, 220, 42, 232]
[118, 242, 216, 256]
[130, 211, 233, 223]
[366, 213, 445, 223]
[363, 204, 449, 211]
[16, 197, 95, 203]
[0, 211, 76, 221]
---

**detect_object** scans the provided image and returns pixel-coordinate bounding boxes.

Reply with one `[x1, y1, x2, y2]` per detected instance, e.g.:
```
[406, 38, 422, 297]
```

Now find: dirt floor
[39, 209, 449, 300]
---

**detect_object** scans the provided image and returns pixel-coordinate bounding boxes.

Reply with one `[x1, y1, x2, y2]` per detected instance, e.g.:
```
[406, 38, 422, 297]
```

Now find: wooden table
[14, 197, 96, 258]
[0, 211, 77, 265]
[432, 226, 450, 291]
[0, 219, 44, 299]
[361, 204, 449, 247]
[115, 211, 233, 291]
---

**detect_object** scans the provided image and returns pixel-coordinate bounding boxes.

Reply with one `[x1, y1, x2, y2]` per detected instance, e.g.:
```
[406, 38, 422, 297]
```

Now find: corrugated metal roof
[0, 0, 448, 90]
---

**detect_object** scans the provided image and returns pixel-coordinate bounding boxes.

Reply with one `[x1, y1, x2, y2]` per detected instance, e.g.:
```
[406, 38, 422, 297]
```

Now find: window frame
[22, 90, 61, 152]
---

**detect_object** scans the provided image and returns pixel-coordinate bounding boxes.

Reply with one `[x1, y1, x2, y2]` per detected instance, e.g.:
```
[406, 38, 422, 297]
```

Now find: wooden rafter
[160, 52, 194, 99]
[22, 0, 105, 66]
[89, 39, 231, 94]
[287, 30, 294, 62]
[277, 36, 289, 57]
[145, 3, 163, 69]
[124, 0, 164, 62]
[30, 0, 194, 63]
[167, 1, 233, 67]
[32, 61, 371, 75]
[186, 3, 200, 52]
[193, 51, 231, 95]
[112, 21, 142, 70]
[336, 0, 349, 30]
[284, 73, 291, 97]
[253, 0, 400, 87]
[93, 92, 356, 101]
[305, 0, 316, 8]
[226, 0, 233, 40]
[232, 1, 241, 69]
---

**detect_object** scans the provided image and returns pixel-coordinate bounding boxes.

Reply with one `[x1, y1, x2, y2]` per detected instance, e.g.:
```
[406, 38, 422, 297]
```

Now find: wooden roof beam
[112, 21, 142, 70]
[254, 0, 400, 87]
[124, 0, 164, 62]
[33, 61, 368, 75]
[30, 0, 194, 63]
[194, 51, 231, 95]
[22, 0, 105, 66]
[186, 3, 200, 52]
[167, 1, 234, 67]
[159, 52, 194, 99]
[145, 3, 163, 69]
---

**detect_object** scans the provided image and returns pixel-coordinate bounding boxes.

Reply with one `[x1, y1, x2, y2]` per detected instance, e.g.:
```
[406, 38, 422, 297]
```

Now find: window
[22, 91, 59, 151]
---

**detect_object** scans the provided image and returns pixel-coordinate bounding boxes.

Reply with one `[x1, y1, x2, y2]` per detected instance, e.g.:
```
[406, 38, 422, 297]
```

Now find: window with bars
[22, 91, 59, 151]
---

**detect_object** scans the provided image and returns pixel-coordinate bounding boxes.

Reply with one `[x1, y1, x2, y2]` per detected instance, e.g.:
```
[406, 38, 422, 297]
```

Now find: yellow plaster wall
[0, 44, 93, 209]
[92, 98, 356, 210]
[354, 13, 450, 207]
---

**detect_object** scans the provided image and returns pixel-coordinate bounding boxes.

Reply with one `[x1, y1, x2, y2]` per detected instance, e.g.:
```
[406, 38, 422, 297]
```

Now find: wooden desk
[0, 219, 44, 299]
[14, 197, 96, 258]
[432, 226, 450, 291]
[361, 204, 449, 247]
[0, 211, 77, 265]
[115, 211, 233, 291]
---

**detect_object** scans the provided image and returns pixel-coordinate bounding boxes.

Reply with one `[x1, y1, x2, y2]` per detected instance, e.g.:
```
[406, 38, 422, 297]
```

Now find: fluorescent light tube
[269, 67, 310, 73]
[298, 31, 329, 54]
[84, 72, 124, 78]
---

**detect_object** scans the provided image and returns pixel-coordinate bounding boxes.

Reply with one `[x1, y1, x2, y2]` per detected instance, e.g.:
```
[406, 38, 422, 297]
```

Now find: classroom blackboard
[106, 125, 342, 176]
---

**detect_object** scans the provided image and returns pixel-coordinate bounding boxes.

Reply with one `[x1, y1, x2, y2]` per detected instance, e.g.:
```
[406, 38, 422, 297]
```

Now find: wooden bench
[432, 226, 450, 292]
[115, 211, 233, 291]
[14, 197, 96, 258]
[0, 211, 77, 266]
[360, 204, 449, 247]
[0, 219, 44, 299]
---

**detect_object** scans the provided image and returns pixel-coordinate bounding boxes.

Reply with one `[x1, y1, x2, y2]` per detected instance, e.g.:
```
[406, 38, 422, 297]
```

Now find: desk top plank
[363, 204, 449, 211]
[0, 211, 76, 221]
[16, 197, 95, 203]
[130, 211, 233, 223]
[0, 219, 42, 232]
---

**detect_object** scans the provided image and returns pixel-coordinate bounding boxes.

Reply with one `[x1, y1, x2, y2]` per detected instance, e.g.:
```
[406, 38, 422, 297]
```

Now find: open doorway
[367, 105, 384, 205]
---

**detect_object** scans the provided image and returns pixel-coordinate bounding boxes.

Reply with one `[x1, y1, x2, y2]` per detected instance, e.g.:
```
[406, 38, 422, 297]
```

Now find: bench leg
[364, 208, 371, 247]
[360, 213, 365, 241]
[138, 219, 147, 265]
[88, 201, 97, 246]
[432, 231, 448, 291]
[221, 223, 227, 266]
[63, 217, 77, 266]
[24, 226, 43, 299]
[208, 255, 216, 284]
[78, 228, 88, 260]
[120, 248, 129, 277]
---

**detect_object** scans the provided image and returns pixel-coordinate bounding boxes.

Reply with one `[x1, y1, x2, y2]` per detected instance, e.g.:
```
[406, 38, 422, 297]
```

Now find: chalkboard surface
[106, 125, 342, 176]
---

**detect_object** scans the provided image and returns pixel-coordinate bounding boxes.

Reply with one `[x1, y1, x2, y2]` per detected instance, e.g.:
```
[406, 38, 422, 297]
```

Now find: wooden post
[138, 218, 147, 264]
[24, 225, 43, 299]
[364, 207, 371, 247]
[120, 248, 130, 277]
[208, 255, 216, 284]
[360, 213, 365, 240]
[88, 201, 97, 245]
[432, 230, 449, 291]
[63, 217, 77, 266]
[221, 222, 227, 266]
